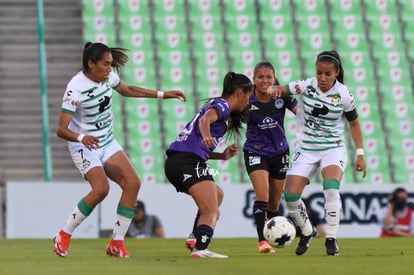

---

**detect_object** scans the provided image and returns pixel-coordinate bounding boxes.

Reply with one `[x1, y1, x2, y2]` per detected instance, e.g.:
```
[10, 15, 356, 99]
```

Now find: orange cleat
[53, 230, 71, 258]
[258, 240, 276, 253]
[106, 239, 131, 258]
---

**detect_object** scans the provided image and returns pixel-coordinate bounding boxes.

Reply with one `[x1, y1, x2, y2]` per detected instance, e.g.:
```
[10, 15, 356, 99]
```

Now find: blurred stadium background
[1, 0, 414, 185]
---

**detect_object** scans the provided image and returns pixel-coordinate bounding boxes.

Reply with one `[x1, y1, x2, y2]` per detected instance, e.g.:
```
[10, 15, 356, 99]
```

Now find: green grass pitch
[0, 237, 412, 275]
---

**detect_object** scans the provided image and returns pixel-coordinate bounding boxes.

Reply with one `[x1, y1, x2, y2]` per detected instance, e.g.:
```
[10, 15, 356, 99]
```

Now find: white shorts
[68, 140, 123, 176]
[287, 147, 348, 180]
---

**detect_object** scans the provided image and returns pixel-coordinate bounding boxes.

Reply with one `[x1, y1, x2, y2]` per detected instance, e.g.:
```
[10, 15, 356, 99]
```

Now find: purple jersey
[243, 93, 297, 157]
[167, 98, 231, 160]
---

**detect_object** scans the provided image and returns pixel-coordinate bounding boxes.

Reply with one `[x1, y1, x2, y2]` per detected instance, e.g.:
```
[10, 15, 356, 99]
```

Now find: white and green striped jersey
[286, 77, 357, 151]
[61, 71, 121, 148]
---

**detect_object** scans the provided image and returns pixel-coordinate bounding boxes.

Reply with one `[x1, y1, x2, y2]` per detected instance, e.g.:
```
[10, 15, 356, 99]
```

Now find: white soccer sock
[324, 189, 342, 239]
[112, 214, 132, 240]
[63, 206, 87, 235]
[286, 199, 313, 236]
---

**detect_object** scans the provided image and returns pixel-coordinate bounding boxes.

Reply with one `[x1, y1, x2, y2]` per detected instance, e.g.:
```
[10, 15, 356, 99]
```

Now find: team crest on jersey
[103, 78, 110, 88]
[274, 98, 284, 109]
[331, 94, 341, 106]
[82, 159, 91, 169]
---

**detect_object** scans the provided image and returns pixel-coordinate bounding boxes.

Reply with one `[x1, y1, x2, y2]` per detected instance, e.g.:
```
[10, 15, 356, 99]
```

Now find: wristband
[77, 134, 85, 143]
[356, 148, 364, 156]
[157, 90, 164, 98]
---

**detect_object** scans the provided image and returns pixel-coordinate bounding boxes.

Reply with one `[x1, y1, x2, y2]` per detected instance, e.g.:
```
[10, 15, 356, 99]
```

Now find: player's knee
[122, 176, 141, 193]
[94, 184, 110, 199]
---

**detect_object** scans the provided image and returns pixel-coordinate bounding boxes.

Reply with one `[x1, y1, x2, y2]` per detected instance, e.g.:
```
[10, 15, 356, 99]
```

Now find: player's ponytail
[222, 72, 253, 139]
[82, 42, 129, 73]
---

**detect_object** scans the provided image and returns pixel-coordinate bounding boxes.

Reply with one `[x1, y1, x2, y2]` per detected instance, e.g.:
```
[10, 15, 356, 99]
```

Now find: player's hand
[266, 85, 282, 98]
[201, 136, 215, 148]
[164, 90, 186, 102]
[222, 143, 239, 160]
[81, 135, 100, 150]
[354, 155, 367, 178]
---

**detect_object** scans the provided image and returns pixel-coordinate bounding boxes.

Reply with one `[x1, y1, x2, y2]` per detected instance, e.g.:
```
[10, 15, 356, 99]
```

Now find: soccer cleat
[295, 228, 317, 256]
[185, 233, 196, 251]
[106, 239, 131, 258]
[325, 238, 340, 256]
[191, 249, 228, 258]
[258, 240, 276, 253]
[53, 230, 71, 257]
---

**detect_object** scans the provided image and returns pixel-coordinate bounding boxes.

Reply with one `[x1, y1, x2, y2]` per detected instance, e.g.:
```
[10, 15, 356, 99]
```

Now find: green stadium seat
[258, 0, 291, 16]
[261, 31, 295, 51]
[119, 32, 154, 52]
[353, 93, 392, 183]
[328, 0, 362, 15]
[158, 66, 192, 87]
[264, 51, 302, 83]
[81, 0, 116, 45]
[117, 0, 150, 15]
[259, 13, 293, 34]
[187, 0, 221, 14]
[118, 14, 151, 33]
[81, 0, 114, 17]
[111, 91, 124, 147]
[129, 150, 166, 184]
[125, 92, 168, 184]
[224, 14, 257, 33]
[292, 0, 331, 77]
[121, 64, 157, 87]
[365, 13, 401, 40]
[193, 50, 227, 69]
[207, 140, 244, 184]
[228, 49, 258, 71]
[222, 0, 255, 13]
[152, 0, 185, 15]
[155, 32, 189, 51]
[222, 0, 260, 75]
[157, 50, 191, 71]
[194, 66, 228, 99]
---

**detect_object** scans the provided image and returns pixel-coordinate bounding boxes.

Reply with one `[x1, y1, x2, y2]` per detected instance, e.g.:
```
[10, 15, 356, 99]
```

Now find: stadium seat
[222, 0, 261, 76]
[257, 1, 301, 82]
[125, 96, 166, 184]
[346, 83, 392, 184]
[81, 0, 116, 45]
[81, 0, 114, 17]
[207, 139, 245, 184]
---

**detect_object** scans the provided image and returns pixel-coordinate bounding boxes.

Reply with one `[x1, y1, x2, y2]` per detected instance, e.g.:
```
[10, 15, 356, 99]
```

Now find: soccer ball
[263, 216, 296, 248]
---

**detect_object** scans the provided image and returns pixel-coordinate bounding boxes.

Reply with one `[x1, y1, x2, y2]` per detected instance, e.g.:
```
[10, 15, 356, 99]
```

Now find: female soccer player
[53, 42, 186, 258]
[165, 72, 253, 258]
[243, 61, 297, 253]
[267, 50, 366, 256]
